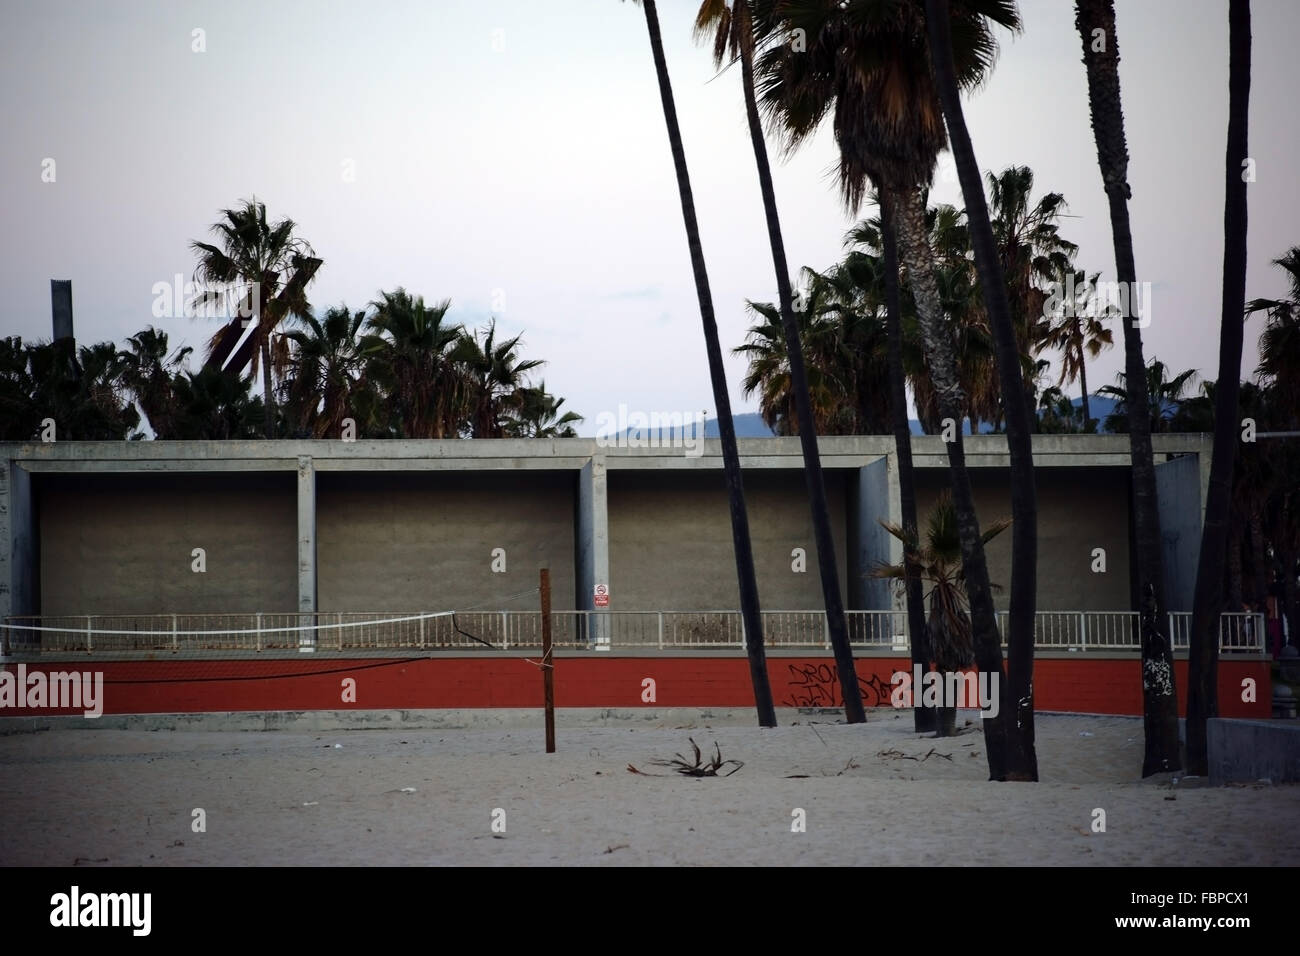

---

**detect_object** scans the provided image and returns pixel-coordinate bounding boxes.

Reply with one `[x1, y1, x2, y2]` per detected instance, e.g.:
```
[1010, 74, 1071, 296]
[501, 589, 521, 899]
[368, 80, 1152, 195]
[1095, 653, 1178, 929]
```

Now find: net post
[541, 567, 555, 754]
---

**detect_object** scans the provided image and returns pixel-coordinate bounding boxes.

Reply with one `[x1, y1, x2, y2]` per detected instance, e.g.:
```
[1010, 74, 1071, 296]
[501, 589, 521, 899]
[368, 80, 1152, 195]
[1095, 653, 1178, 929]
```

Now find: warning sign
[593, 583, 609, 608]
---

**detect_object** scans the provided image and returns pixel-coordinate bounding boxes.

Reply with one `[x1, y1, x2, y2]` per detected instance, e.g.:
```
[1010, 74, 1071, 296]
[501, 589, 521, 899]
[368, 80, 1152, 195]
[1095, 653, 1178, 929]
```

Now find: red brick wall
[0, 655, 1272, 718]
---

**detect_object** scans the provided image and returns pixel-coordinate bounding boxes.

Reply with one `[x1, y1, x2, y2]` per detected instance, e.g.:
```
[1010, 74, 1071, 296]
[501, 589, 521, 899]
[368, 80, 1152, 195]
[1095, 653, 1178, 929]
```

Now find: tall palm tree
[695, 0, 863, 722]
[361, 290, 465, 439]
[1039, 270, 1114, 429]
[190, 199, 319, 438]
[1075, 0, 1180, 776]
[1187, 0, 1251, 777]
[872, 491, 1011, 736]
[281, 306, 368, 439]
[925, 0, 1039, 779]
[984, 165, 1079, 423]
[630, 0, 776, 727]
[753, 0, 1020, 777]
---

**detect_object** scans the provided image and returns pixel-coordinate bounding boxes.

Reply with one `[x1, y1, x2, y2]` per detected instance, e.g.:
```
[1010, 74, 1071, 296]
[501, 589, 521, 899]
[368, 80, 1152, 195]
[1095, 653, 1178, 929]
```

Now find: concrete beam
[297, 456, 315, 616]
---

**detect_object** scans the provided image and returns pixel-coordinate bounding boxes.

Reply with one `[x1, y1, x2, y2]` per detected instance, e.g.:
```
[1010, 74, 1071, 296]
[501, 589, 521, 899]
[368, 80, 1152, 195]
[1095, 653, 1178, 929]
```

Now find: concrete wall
[607, 469, 849, 610]
[37, 473, 297, 615]
[1207, 718, 1300, 785]
[1155, 453, 1202, 612]
[316, 471, 575, 612]
[914, 466, 1133, 611]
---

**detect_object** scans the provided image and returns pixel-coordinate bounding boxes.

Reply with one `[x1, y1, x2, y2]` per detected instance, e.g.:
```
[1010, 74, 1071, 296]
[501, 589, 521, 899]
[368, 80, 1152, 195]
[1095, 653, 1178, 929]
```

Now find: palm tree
[509, 383, 584, 437]
[925, 0, 1039, 779]
[361, 290, 465, 439]
[695, 0, 864, 722]
[873, 491, 1011, 736]
[457, 319, 544, 439]
[1097, 360, 1199, 434]
[1075, 0, 1180, 776]
[122, 327, 192, 438]
[984, 165, 1079, 422]
[1040, 270, 1114, 429]
[1247, 247, 1300, 426]
[171, 365, 265, 440]
[1187, 0, 1252, 777]
[190, 199, 320, 438]
[1037, 386, 1086, 433]
[630, 0, 776, 727]
[281, 306, 368, 439]
[753, 0, 1020, 777]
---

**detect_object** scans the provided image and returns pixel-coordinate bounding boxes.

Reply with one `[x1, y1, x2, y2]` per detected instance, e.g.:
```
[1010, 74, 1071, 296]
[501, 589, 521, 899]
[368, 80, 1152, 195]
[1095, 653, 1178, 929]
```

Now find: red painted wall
[0, 655, 1272, 719]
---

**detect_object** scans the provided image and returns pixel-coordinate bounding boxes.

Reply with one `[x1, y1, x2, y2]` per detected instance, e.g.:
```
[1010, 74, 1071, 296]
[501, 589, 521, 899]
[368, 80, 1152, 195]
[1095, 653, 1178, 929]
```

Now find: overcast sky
[2, 0, 1296, 433]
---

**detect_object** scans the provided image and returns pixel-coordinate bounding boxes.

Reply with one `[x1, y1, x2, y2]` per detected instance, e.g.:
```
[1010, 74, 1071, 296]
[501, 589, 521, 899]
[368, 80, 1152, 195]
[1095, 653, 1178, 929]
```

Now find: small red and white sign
[593, 584, 609, 608]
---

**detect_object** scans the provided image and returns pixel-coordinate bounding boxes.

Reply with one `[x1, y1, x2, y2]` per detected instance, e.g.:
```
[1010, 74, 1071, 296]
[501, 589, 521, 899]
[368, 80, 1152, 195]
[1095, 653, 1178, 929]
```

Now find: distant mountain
[596, 395, 1123, 441]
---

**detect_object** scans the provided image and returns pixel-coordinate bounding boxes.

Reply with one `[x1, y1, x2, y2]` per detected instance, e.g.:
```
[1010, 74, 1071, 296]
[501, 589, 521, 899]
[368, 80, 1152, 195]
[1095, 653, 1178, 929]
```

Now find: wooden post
[541, 567, 555, 754]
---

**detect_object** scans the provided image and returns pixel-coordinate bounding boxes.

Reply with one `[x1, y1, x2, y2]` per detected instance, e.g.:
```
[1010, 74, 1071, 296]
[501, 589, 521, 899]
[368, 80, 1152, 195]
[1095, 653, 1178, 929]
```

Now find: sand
[0, 710, 1295, 866]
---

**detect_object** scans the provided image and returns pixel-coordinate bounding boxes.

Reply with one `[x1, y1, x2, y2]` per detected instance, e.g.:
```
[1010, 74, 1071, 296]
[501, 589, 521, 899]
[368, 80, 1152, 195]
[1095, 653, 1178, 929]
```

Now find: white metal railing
[0, 609, 1268, 656]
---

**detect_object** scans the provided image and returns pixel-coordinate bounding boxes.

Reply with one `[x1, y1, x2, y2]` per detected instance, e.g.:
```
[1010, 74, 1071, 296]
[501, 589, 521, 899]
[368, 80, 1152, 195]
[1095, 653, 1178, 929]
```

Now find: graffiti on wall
[781, 662, 895, 709]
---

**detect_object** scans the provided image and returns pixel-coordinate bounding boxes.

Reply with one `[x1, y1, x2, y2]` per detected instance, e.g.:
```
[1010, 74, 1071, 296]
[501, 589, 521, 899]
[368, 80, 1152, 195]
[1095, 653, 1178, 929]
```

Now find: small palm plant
[872, 491, 1011, 736]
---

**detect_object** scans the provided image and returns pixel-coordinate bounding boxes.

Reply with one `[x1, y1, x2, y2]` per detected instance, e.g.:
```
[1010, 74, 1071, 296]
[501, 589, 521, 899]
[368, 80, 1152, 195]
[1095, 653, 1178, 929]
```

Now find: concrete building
[1, 434, 1212, 622]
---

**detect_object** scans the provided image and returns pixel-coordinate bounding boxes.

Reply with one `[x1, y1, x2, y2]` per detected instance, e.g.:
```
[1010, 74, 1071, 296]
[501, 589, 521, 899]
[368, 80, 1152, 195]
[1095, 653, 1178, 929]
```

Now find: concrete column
[0, 459, 36, 651]
[576, 457, 610, 609]
[296, 456, 316, 615]
[1155, 454, 1201, 612]
[855, 456, 894, 612]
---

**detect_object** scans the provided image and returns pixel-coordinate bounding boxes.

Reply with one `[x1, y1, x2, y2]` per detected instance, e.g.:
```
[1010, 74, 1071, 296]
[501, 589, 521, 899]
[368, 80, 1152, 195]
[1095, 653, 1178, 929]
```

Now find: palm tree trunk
[640, 0, 775, 727]
[738, 42, 864, 723]
[891, 182, 1008, 779]
[882, 198, 934, 733]
[926, 0, 1038, 781]
[1079, 353, 1091, 429]
[1076, 0, 1180, 775]
[1187, 0, 1251, 776]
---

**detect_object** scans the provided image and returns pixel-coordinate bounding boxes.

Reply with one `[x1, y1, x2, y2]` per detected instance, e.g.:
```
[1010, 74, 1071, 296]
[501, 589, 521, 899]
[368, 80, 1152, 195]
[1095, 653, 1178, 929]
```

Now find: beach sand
[1, 709, 1295, 866]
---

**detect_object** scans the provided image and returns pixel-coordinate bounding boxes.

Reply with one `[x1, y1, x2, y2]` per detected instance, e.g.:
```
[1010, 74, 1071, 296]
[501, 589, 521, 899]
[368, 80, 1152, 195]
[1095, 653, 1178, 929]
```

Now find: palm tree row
[0, 298, 581, 442]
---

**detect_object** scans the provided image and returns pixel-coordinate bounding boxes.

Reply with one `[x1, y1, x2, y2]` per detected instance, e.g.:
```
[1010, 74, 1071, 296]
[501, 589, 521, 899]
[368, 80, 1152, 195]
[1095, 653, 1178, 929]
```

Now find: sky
[2, 0, 1297, 434]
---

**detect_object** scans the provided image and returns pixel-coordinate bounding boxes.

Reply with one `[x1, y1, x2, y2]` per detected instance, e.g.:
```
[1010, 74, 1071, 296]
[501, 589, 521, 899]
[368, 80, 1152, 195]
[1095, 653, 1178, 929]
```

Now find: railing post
[1078, 611, 1086, 652]
[502, 610, 509, 651]
[657, 611, 664, 650]
[86, 616, 92, 654]
[823, 611, 830, 651]
[172, 613, 178, 653]
[256, 612, 262, 652]
[419, 613, 425, 649]
[338, 611, 343, 651]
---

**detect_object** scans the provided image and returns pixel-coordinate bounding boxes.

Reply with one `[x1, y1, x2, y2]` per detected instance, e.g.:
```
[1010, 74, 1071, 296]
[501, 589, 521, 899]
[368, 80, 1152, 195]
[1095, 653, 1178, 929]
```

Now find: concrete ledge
[0, 707, 789, 735]
[1207, 717, 1300, 785]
